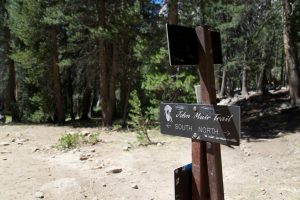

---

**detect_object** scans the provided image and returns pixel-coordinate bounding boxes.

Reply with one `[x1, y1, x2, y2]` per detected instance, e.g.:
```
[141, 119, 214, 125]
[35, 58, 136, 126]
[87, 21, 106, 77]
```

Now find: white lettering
[175, 124, 193, 131]
[213, 114, 233, 122]
[198, 126, 219, 135]
[193, 112, 211, 120]
[175, 111, 191, 119]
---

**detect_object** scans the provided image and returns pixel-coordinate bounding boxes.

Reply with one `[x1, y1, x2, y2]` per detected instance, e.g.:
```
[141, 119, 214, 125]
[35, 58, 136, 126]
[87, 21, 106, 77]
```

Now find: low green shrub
[55, 132, 100, 150]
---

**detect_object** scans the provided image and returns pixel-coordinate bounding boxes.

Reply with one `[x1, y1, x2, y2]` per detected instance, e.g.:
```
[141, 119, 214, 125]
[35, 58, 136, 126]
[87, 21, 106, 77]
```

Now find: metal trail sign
[160, 103, 240, 146]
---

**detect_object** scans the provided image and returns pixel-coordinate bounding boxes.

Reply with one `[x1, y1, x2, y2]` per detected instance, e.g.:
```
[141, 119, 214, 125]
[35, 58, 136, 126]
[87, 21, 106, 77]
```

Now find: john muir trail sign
[162, 24, 241, 200]
[160, 103, 240, 146]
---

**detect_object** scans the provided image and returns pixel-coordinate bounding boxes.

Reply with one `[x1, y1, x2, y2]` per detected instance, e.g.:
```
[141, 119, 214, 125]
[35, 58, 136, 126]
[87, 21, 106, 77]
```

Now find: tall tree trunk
[257, 67, 268, 95]
[121, 84, 130, 127]
[6, 58, 16, 106]
[119, 38, 131, 126]
[90, 87, 99, 118]
[4, 23, 19, 121]
[257, 46, 268, 95]
[97, 0, 118, 126]
[219, 68, 227, 98]
[81, 49, 94, 120]
[280, 51, 286, 86]
[242, 41, 249, 97]
[50, 25, 64, 123]
[216, 66, 222, 94]
[256, 0, 273, 96]
[97, 0, 108, 125]
[281, 0, 300, 105]
[67, 67, 75, 121]
[105, 43, 118, 126]
[120, 71, 129, 123]
[167, 0, 178, 25]
[80, 86, 92, 120]
[228, 77, 235, 98]
[6, 57, 17, 119]
[241, 67, 248, 97]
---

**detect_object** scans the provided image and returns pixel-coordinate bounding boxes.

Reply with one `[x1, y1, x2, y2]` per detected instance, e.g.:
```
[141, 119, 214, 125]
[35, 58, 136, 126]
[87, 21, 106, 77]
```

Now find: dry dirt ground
[0, 125, 300, 200]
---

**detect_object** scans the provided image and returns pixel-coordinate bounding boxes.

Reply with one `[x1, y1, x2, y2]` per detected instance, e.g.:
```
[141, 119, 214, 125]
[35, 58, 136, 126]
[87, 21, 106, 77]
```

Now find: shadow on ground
[236, 91, 300, 139]
[0, 118, 103, 129]
[65, 118, 102, 128]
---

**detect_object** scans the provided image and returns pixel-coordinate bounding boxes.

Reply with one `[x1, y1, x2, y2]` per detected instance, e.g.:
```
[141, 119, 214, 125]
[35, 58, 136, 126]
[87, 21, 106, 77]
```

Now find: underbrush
[55, 132, 100, 150]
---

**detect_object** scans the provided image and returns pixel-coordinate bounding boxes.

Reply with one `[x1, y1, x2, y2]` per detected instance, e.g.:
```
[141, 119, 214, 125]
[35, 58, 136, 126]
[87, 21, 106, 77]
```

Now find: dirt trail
[0, 125, 299, 200]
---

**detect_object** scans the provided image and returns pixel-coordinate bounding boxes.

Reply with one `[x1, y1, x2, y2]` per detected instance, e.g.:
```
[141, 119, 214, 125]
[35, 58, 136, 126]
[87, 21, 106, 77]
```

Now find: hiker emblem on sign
[164, 105, 173, 123]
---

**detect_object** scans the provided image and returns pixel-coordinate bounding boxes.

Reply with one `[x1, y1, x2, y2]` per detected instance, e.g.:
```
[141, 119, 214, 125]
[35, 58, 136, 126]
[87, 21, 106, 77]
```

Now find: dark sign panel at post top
[166, 24, 198, 66]
[166, 24, 223, 66]
[160, 103, 240, 146]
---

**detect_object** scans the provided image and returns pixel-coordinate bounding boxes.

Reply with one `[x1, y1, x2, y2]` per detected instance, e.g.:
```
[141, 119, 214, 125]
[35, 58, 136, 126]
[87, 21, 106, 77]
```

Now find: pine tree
[281, 0, 300, 105]
[7, 0, 65, 122]
[0, 0, 7, 112]
[0, 0, 19, 121]
[128, 90, 152, 144]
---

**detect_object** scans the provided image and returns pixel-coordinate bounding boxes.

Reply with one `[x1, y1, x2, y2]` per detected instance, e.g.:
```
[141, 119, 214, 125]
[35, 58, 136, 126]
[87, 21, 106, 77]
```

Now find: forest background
[0, 0, 299, 129]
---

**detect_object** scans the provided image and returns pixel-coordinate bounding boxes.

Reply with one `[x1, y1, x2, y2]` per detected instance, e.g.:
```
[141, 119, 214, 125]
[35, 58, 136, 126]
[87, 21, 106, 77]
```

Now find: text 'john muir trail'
[175, 111, 233, 122]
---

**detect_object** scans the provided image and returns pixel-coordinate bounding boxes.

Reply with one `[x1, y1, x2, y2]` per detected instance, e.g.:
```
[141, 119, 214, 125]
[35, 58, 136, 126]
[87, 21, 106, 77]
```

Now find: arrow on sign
[224, 131, 231, 137]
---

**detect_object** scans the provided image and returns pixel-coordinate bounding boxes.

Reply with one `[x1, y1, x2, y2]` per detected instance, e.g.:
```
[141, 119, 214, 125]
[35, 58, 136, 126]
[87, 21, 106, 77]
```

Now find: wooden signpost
[163, 24, 241, 200]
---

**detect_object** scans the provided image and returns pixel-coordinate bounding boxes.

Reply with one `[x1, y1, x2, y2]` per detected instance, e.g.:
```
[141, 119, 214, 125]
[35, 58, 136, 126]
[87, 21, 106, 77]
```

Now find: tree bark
[121, 84, 130, 127]
[105, 44, 118, 126]
[257, 46, 269, 95]
[97, 0, 119, 126]
[6, 58, 16, 107]
[119, 37, 132, 126]
[228, 77, 235, 98]
[241, 41, 249, 97]
[167, 0, 178, 25]
[4, 21, 19, 121]
[281, 0, 300, 105]
[241, 67, 248, 97]
[50, 25, 65, 123]
[80, 86, 92, 120]
[219, 69, 227, 98]
[257, 67, 268, 95]
[97, 0, 108, 125]
[280, 51, 286, 87]
[120, 72, 129, 124]
[67, 67, 75, 121]
[216, 66, 222, 95]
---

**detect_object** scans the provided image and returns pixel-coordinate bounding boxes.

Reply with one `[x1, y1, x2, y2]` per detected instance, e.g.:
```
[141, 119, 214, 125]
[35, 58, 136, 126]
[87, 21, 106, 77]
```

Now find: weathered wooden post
[162, 24, 240, 200]
[193, 26, 223, 200]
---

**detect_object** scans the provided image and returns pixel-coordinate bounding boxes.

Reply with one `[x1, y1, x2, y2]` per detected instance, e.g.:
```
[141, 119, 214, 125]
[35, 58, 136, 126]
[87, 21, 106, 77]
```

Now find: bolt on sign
[160, 103, 240, 146]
